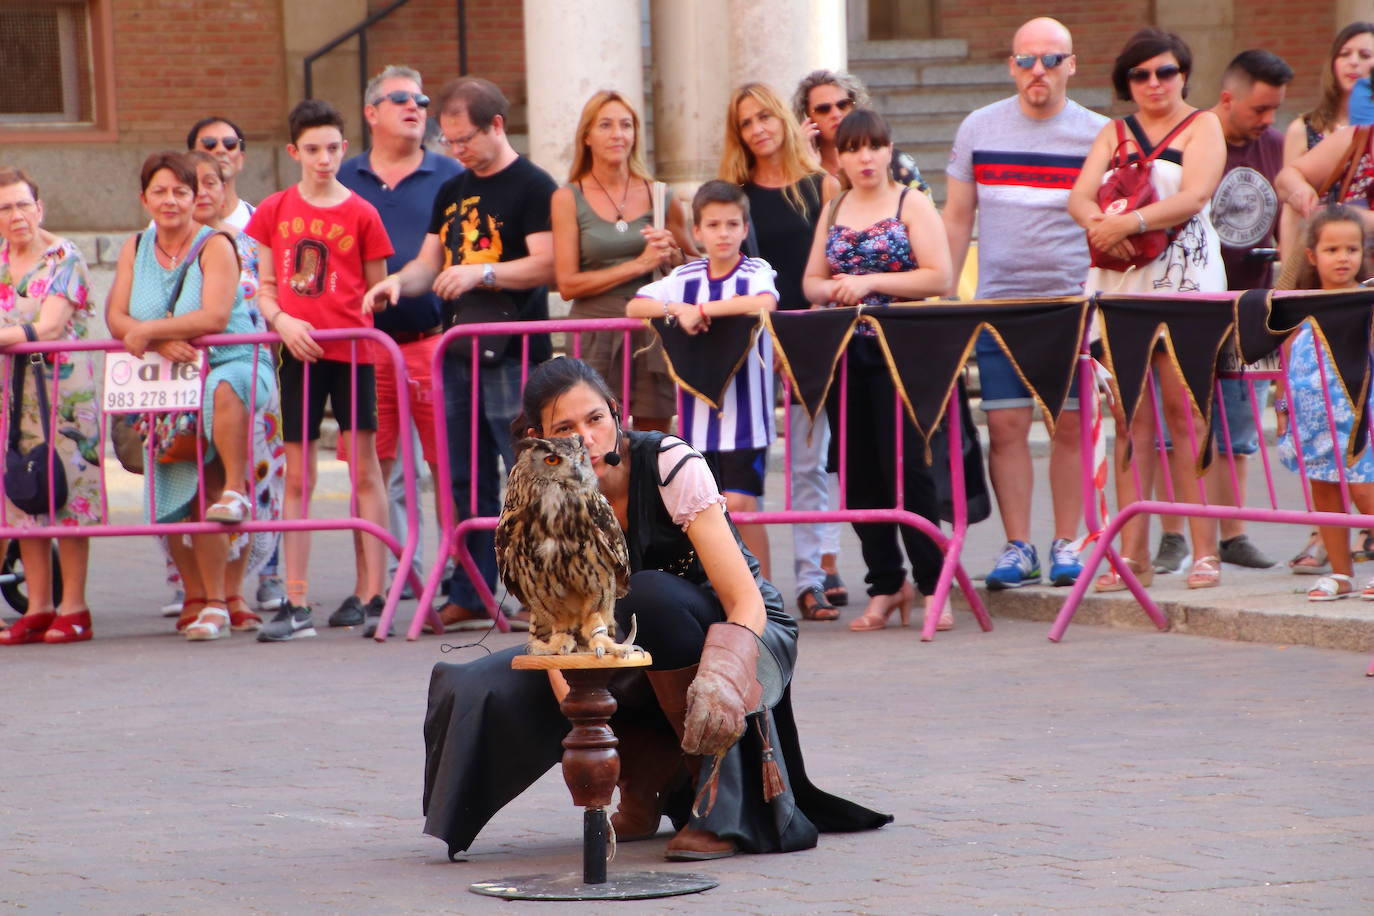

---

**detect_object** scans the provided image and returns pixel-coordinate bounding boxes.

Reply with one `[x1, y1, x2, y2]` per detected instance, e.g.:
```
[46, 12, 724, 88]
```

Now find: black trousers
[826, 335, 942, 596]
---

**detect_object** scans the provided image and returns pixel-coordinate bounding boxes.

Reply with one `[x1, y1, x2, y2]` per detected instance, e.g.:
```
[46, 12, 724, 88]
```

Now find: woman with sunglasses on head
[551, 90, 693, 437]
[1069, 28, 1227, 591]
[187, 116, 254, 230]
[793, 70, 929, 194]
[801, 109, 955, 633]
[0, 167, 100, 645]
[719, 82, 847, 620]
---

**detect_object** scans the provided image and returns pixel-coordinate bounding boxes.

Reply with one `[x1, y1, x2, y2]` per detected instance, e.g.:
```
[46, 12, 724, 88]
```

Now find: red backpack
[1089, 111, 1201, 272]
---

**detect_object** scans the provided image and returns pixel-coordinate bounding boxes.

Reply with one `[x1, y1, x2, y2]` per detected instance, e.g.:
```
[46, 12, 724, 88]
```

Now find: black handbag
[445, 287, 518, 367]
[4, 326, 69, 516]
[929, 378, 990, 526]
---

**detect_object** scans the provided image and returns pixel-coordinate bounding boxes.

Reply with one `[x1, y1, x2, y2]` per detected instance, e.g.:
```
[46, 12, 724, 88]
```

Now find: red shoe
[0, 611, 55, 645]
[43, 609, 93, 643]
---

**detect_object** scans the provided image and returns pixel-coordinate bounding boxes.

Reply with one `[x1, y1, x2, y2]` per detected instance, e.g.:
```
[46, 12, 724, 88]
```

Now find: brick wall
[1234, 0, 1337, 118]
[364, 0, 528, 117]
[111, 0, 287, 144]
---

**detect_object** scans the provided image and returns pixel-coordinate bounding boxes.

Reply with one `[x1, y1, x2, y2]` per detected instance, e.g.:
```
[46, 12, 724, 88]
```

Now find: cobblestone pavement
[5, 521, 1374, 914]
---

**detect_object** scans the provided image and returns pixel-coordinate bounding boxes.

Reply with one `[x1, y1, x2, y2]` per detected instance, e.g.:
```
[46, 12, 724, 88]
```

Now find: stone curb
[958, 584, 1374, 653]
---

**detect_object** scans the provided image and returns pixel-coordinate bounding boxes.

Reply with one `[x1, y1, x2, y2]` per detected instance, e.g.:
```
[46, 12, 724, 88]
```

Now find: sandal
[206, 488, 250, 524]
[1308, 574, 1354, 601]
[797, 585, 839, 621]
[822, 572, 849, 607]
[227, 594, 261, 631]
[185, 602, 231, 641]
[1289, 531, 1331, 575]
[1186, 556, 1221, 589]
[176, 597, 208, 632]
[1094, 558, 1154, 593]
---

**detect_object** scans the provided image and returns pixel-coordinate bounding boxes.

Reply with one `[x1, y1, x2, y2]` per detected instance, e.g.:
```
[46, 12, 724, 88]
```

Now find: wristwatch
[481, 264, 497, 289]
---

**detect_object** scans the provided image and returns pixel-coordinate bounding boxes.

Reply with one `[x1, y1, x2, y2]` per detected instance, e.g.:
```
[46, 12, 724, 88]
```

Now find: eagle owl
[496, 435, 636, 657]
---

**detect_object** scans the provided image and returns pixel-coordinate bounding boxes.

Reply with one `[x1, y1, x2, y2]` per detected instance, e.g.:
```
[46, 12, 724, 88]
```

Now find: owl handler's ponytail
[508, 356, 622, 449]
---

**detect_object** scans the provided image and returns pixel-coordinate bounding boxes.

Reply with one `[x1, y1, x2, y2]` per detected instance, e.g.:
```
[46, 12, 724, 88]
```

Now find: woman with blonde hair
[551, 89, 694, 434]
[720, 81, 849, 620]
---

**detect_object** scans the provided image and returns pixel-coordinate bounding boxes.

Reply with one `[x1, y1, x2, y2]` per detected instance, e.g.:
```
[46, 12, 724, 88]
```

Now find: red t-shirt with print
[245, 185, 393, 363]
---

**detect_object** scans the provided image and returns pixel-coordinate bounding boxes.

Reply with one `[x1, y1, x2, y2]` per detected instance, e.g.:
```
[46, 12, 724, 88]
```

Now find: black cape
[422, 432, 891, 858]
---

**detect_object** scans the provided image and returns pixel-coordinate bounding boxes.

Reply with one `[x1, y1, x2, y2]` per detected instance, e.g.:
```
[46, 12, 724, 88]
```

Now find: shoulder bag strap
[162, 229, 229, 317]
[1336, 124, 1373, 203]
[1316, 126, 1369, 199]
[1140, 110, 1202, 165]
[9, 325, 52, 450]
[825, 190, 848, 230]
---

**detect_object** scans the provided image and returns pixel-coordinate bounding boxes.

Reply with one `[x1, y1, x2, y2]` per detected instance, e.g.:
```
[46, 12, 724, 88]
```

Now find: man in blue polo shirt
[338, 64, 463, 636]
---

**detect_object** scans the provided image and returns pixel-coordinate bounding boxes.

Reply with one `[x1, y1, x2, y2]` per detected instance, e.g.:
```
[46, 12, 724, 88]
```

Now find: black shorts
[702, 447, 768, 498]
[278, 352, 377, 443]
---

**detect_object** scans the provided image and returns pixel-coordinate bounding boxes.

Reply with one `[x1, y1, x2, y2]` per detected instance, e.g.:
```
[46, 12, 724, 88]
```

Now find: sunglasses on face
[811, 97, 854, 116]
[375, 89, 430, 108]
[1013, 52, 1072, 70]
[1127, 64, 1182, 83]
[199, 135, 241, 151]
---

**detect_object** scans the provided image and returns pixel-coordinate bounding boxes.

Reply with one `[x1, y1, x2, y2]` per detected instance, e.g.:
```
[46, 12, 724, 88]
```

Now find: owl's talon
[595, 645, 606, 658]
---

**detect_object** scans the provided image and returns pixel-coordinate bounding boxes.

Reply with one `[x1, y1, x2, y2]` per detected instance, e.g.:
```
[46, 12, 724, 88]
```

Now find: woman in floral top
[0, 167, 100, 645]
[802, 109, 954, 635]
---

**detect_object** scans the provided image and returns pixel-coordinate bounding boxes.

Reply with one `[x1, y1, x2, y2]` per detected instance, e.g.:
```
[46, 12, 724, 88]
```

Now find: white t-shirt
[224, 198, 256, 232]
[947, 95, 1107, 299]
[635, 256, 778, 452]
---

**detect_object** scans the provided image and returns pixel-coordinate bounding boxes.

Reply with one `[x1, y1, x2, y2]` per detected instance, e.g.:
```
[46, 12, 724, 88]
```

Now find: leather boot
[609, 720, 686, 841]
[646, 666, 737, 862]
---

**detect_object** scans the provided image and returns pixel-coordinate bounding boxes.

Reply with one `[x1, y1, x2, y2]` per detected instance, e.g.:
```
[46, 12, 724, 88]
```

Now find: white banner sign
[102, 352, 203, 414]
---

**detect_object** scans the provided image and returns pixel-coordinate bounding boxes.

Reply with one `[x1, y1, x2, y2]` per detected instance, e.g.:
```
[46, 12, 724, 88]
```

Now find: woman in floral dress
[0, 167, 100, 645]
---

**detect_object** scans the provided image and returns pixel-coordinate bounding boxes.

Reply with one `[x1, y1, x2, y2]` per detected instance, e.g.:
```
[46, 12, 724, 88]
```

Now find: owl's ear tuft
[514, 437, 544, 457]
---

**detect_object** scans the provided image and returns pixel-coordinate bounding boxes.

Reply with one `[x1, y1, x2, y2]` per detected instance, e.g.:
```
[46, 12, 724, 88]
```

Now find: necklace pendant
[615, 219, 628, 233]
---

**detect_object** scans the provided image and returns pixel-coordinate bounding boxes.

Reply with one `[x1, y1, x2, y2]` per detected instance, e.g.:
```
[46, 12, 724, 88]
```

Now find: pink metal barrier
[1050, 293, 1374, 665]
[416, 316, 992, 642]
[0, 329, 423, 639]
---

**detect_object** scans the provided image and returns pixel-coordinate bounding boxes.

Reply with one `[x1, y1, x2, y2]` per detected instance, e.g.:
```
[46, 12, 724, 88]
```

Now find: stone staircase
[848, 39, 1113, 204]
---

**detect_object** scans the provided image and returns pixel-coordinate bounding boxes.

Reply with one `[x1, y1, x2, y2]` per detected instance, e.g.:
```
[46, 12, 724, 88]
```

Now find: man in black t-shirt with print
[364, 77, 556, 630]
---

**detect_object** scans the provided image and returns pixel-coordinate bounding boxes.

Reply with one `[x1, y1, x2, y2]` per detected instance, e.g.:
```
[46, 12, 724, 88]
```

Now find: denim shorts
[975, 329, 1079, 412]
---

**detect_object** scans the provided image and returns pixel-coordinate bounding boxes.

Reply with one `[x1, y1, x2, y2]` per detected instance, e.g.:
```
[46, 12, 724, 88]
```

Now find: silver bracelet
[661, 301, 675, 326]
[1134, 210, 1147, 234]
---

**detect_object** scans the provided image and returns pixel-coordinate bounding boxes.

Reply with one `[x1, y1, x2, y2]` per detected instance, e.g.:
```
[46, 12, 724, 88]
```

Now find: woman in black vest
[422, 357, 890, 863]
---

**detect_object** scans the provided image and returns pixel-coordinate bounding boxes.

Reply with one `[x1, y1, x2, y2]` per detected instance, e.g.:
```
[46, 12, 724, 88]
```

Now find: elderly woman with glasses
[187, 116, 254, 230]
[0, 167, 100, 645]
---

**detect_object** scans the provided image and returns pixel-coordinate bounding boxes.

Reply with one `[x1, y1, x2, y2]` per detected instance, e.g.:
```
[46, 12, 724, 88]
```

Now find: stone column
[1337, 1, 1374, 26]
[651, 0, 845, 191]
[524, 0, 644, 184]
[1153, 0, 1233, 107]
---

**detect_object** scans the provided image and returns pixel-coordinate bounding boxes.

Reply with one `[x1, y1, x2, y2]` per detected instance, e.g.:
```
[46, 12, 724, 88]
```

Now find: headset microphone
[602, 419, 623, 466]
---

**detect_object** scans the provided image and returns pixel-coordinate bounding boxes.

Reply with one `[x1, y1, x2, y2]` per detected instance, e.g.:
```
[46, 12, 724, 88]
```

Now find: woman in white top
[1069, 28, 1227, 591]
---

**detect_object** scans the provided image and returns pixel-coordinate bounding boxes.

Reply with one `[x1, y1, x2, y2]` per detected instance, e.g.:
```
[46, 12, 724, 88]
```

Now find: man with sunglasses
[186, 116, 253, 229]
[363, 76, 556, 633]
[337, 65, 463, 636]
[943, 17, 1107, 590]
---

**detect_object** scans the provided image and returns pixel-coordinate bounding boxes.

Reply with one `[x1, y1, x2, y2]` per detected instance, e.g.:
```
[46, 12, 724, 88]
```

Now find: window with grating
[0, 1, 96, 125]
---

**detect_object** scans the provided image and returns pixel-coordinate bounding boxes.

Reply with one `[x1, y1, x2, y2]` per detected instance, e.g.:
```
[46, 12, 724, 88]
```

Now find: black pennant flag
[650, 315, 761, 411]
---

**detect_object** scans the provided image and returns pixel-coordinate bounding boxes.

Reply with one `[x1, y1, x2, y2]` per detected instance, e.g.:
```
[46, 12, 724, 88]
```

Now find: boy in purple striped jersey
[628, 180, 779, 576]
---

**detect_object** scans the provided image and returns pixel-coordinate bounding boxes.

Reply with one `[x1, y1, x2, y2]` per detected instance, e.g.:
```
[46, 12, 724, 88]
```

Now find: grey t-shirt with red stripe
[947, 95, 1107, 299]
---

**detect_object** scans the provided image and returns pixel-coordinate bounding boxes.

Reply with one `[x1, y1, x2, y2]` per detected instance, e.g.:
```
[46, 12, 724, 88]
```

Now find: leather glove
[682, 622, 763, 756]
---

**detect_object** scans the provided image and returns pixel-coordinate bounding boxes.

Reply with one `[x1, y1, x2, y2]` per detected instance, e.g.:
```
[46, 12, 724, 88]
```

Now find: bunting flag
[650, 314, 762, 411]
[1095, 293, 1237, 470]
[765, 308, 864, 421]
[768, 299, 1088, 445]
[1235, 287, 1374, 466]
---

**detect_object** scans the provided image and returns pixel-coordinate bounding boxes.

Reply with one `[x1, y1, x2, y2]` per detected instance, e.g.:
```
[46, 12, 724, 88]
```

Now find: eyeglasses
[199, 135, 241, 151]
[373, 89, 430, 109]
[1013, 52, 1072, 70]
[438, 125, 485, 149]
[0, 200, 37, 217]
[1127, 64, 1183, 83]
[811, 97, 855, 116]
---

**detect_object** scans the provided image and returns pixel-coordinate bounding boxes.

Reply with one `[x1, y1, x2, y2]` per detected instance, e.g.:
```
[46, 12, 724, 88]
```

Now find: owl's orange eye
[544, 455, 562, 465]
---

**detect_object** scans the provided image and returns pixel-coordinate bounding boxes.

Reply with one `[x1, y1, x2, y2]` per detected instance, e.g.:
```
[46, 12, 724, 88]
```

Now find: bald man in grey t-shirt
[943, 17, 1106, 590]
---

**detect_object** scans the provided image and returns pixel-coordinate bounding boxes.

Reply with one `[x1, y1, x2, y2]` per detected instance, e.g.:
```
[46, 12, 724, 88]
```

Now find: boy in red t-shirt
[246, 99, 395, 641]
